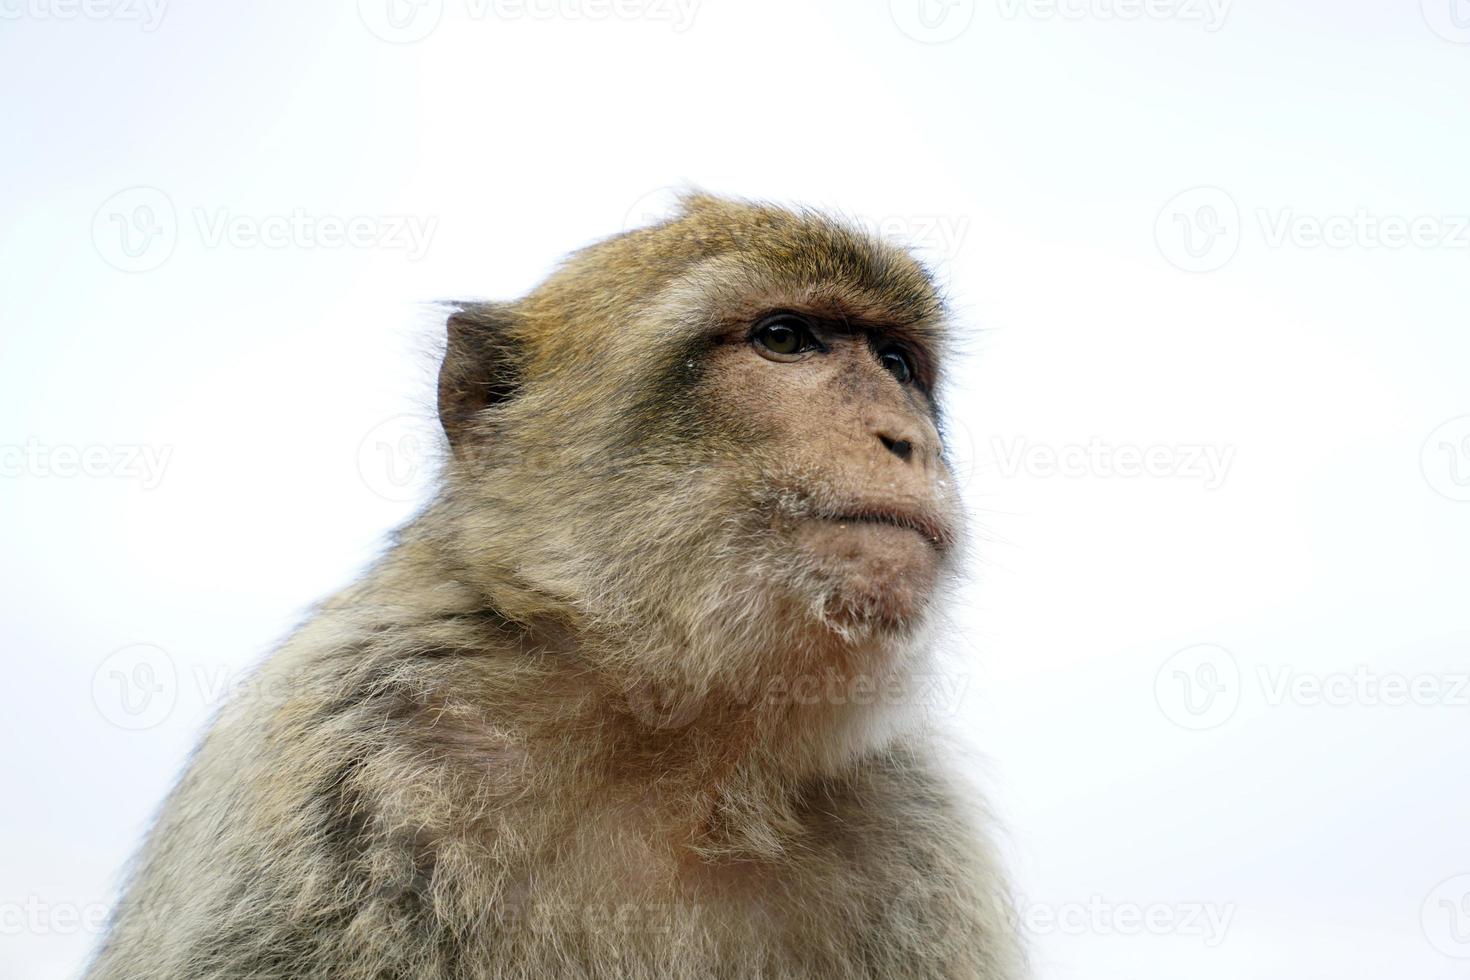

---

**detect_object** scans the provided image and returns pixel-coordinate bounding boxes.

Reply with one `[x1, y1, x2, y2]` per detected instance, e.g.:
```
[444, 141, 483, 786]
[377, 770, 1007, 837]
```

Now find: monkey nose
[863, 398, 939, 470]
[878, 434, 914, 462]
[869, 413, 931, 467]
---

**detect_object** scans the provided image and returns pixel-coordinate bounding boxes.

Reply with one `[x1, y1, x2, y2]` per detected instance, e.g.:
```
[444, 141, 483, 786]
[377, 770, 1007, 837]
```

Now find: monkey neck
[353, 523, 924, 820]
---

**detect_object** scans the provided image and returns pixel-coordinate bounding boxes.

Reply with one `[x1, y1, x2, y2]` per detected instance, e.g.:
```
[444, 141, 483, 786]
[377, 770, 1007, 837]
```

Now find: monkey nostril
[879, 434, 914, 462]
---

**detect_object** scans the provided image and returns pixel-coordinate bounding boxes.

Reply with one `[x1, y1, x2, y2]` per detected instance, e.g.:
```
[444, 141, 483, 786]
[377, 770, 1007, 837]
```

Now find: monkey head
[434, 194, 962, 729]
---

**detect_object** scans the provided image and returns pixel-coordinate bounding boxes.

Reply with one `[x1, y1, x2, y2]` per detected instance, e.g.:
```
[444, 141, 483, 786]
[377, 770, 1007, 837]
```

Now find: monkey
[84, 193, 1024, 980]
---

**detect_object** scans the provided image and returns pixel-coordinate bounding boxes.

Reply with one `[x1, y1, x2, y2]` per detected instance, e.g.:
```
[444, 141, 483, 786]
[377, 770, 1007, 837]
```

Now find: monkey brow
[814, 311, 940, 370]
[794, 304, 935, 348]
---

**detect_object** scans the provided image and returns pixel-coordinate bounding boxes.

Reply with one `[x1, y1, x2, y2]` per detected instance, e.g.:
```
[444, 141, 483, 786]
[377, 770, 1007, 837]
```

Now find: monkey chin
[795, 517, 944, 631]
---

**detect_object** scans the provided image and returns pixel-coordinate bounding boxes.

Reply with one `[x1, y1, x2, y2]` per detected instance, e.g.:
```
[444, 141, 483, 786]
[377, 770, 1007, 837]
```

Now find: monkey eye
[878, 346, 916, 385]
[752, 314, 820, 359]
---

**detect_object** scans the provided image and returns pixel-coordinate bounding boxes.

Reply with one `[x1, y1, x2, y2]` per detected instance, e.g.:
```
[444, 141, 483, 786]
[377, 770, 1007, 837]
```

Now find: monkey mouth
[817, 508, 954, 553]
[789, 505, 952, 627]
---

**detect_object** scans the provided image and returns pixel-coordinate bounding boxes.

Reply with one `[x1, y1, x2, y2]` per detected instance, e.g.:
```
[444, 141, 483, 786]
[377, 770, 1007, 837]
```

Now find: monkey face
[697, 307, 960, 633]
[437, 195, 962, 695]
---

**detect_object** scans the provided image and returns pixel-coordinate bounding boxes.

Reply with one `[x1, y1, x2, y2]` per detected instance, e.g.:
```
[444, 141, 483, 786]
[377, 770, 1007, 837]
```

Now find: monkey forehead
[660, 251, 946, 338]
[662, 196, 946, 328]
[529, 196, 947, 339]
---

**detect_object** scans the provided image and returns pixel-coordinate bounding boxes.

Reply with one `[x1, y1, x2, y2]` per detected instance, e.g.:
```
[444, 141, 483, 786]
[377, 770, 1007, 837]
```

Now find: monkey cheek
[793, 521, 941, 625]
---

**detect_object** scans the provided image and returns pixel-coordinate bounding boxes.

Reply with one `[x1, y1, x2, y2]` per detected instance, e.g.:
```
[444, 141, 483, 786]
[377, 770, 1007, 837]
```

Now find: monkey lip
[816, 508, 954, 552]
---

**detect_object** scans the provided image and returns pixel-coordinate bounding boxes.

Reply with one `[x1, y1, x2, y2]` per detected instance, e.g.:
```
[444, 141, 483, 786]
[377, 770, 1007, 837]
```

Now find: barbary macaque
[87, 193, 1023, 980]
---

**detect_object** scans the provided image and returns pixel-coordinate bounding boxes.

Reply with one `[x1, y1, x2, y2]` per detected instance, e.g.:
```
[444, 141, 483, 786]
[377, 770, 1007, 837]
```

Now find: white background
[3, 1, 1469, 977]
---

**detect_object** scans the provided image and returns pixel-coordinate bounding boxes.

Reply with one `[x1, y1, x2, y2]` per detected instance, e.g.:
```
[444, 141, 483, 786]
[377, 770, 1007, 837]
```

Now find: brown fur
[86, 194, 1024, 979]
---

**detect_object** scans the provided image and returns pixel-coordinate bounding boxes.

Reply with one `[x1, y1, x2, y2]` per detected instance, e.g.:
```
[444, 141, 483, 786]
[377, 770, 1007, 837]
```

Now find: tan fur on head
[86, 193, 1025, 980]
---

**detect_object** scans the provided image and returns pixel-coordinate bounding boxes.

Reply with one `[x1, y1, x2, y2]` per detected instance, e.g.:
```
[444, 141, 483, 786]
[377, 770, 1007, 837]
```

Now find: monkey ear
[437, 301, 524, 450]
